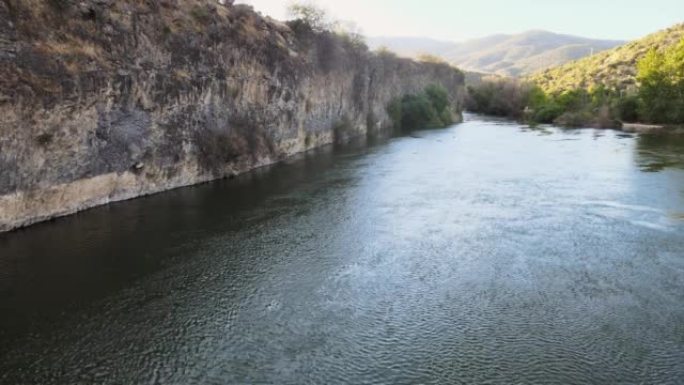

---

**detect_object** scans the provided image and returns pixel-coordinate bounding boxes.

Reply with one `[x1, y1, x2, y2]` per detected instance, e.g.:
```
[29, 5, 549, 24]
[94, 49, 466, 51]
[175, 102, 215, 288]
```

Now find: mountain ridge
[368, 31, 625, 76]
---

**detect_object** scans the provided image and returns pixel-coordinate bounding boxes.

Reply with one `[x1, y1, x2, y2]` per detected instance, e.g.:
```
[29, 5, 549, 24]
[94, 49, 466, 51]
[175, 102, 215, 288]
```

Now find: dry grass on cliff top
[11, 0, 268, 55]
[3, 0, 462, 101]
[4, 0, 294, 91]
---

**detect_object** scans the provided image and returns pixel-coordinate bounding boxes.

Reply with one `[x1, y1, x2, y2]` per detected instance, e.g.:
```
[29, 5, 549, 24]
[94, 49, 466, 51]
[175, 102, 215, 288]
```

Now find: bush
[614, 94, 640, 122]
[467, 76, 635, 127]
[466, 77, 540, 118]
[532, 102, 564, 123]
[400, 94, 439, 130]
[425, 84, 449, 114]
[388, 84, 453, 131]
[555, 89, 589, 111]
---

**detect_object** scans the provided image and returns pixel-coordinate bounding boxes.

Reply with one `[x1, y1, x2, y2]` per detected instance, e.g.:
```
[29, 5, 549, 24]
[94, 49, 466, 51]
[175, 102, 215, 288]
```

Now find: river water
[1, 115, 683, 384]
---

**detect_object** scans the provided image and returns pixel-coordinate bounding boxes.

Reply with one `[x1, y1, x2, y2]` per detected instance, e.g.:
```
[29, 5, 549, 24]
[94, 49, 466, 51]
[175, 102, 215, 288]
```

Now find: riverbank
[622, 122, 684, 134]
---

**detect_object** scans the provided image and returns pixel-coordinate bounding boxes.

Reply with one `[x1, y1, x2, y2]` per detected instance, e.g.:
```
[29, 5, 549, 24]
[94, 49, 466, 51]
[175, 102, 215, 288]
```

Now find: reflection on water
[1, 115, 684, 384]
[636, 133, 684, 172]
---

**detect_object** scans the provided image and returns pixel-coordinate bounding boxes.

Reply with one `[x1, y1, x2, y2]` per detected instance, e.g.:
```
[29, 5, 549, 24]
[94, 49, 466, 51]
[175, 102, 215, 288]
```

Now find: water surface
[1, 115, 684, 384]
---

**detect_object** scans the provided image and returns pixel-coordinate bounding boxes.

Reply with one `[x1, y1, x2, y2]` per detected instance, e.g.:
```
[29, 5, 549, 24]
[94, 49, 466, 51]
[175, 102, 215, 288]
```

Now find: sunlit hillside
[368, 31, 623, 76]
[529, 23, 684, 93]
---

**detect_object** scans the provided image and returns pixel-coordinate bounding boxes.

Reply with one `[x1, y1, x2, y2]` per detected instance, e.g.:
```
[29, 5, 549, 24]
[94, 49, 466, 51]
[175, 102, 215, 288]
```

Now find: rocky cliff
[0, 0, 465, 232]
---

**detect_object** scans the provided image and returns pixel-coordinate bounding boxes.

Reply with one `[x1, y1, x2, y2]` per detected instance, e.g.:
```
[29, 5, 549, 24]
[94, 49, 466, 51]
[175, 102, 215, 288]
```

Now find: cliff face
[0, 0, 465, 232]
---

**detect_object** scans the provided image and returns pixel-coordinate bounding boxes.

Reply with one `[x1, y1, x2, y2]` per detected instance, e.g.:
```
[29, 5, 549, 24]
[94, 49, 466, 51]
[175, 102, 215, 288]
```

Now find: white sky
[236, 0, 683, 42]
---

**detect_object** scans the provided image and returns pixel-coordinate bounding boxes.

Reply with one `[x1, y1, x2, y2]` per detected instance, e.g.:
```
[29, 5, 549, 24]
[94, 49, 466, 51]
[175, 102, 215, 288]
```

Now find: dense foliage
[637, 39, 684, 124]
[465, 77, 541, 119]
[388, 85, 454, 131]
[466, 78, 630, 127]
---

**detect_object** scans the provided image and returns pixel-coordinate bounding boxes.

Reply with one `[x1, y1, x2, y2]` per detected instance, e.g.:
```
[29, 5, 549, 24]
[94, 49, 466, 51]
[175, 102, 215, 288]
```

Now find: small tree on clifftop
[286, 1, 366, 48]
[287, 1, 331, 32]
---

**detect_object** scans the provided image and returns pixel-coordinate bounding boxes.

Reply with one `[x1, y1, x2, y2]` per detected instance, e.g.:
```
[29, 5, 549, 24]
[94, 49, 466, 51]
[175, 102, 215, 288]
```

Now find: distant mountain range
[368, 31, 625, 77]
[529, 23, 684, 93]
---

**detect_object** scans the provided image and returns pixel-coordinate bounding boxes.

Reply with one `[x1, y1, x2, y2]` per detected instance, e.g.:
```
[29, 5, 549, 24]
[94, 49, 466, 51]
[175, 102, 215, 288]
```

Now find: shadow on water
[636, 133, 684, 172]
[0, 134, 389, 349]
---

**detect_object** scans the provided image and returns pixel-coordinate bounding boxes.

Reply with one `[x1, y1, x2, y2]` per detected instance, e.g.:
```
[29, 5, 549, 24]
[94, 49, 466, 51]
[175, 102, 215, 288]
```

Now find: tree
[637, 39, 684, 124]
[637, 48, 669, 122]
[287, 1, 330, 32]
[334, 20, 366, 50]
[286, 1, 366, 49]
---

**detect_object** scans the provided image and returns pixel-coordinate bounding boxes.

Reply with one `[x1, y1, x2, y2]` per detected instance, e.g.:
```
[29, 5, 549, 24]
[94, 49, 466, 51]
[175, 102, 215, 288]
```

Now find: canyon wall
[0, 0, 465, 231]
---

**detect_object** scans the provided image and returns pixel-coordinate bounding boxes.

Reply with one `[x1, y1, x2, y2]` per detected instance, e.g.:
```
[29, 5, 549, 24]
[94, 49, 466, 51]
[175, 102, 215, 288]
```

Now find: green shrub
[467, 76, 636, 126]
[637, 39, 684, 124]
[532, 102, 564, 123]
[439, 108, 453, 127]
[614, 94, 640, 122]
[387, 84, 453, 131]
[400, 94, 439, 130]
[555, 89, 589, 111]
[425, 84, 449, 114]
[466, 78, 541, 118]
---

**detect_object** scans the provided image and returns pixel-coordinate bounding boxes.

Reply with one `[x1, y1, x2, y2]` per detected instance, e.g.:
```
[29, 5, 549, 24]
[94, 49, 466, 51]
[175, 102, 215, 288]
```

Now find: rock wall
[0, 0, 465, 232]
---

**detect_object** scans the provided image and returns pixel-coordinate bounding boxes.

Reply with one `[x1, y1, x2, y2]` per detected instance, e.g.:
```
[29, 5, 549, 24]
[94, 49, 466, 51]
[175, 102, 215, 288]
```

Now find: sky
[236, 0, 683, 42]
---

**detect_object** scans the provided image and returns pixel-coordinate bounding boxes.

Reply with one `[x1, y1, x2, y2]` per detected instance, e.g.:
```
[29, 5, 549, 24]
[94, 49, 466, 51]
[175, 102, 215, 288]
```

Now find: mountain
[528, 24, 684, 93]
[367, 31, 624, 77]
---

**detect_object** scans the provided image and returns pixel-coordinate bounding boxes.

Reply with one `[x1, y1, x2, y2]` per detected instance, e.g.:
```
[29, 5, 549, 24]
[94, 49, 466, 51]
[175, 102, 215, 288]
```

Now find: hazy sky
[236, 0, 683, 42]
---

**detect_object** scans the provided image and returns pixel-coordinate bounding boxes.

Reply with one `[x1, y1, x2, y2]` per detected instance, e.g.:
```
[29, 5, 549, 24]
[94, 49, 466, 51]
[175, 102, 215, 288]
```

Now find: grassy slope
[529, 24, 684, 94]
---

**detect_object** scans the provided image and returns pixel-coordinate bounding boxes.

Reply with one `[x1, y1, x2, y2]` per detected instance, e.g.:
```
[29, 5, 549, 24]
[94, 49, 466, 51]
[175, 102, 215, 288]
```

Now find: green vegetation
[637, 39, 684, 124]
[467, 78, 629, 127]
[388, 85, 454, 131]
[465, 77, 540, 119]
[530, 24, 684, 94]
[469, 24, 684, 127]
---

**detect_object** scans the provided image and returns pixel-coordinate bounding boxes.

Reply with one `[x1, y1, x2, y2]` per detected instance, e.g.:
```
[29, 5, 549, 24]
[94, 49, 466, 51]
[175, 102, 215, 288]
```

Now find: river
[1, 115, 683, 384]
